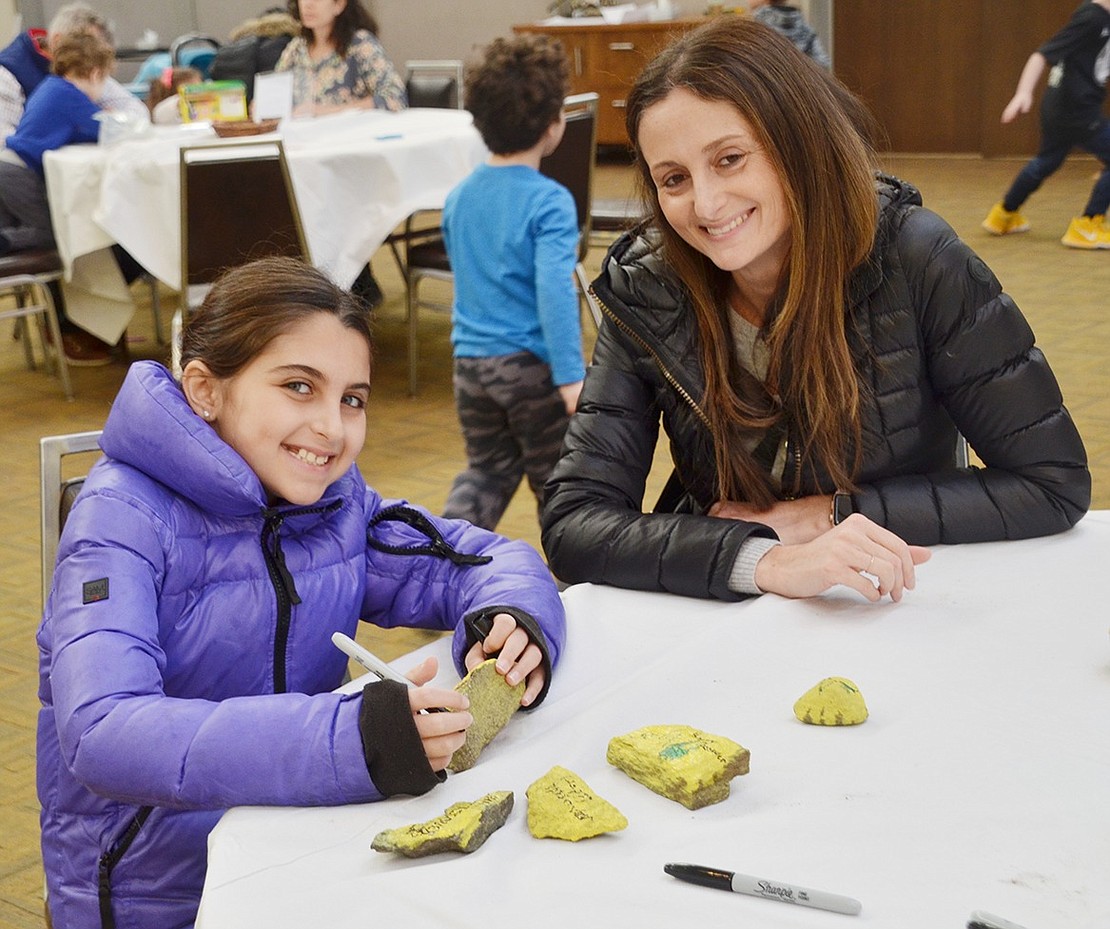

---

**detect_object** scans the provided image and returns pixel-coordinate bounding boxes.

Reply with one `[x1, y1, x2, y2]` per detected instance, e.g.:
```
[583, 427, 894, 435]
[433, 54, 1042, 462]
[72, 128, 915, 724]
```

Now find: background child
[146, 64, 202, 124]
[441, 34, 585, 531]
[37, 256, 566, 928]
[0, 31, 118, 365]
[0, 31, 111, 257]
[982, 0, 1110, 248]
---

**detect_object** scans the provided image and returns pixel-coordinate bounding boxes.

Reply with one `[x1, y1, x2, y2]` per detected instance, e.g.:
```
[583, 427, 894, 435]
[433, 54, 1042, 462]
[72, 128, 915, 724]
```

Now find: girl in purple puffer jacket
[36, 256, 566, 929]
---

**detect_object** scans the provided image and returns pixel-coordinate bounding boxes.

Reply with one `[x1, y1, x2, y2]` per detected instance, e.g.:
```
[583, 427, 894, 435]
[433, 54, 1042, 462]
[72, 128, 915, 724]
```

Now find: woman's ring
[865, 554, 875, 574]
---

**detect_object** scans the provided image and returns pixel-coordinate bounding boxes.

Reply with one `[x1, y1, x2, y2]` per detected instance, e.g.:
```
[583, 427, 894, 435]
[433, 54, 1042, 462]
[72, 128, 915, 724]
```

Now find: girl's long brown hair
[626, 17, 879, 506]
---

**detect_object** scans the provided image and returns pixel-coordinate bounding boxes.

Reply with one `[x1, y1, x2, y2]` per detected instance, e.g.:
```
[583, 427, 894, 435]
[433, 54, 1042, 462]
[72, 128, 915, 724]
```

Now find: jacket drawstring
[367, 504, 492, 566]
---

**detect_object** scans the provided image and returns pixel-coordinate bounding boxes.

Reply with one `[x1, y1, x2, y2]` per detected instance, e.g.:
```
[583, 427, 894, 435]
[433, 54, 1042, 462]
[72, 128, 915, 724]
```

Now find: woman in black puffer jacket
[541, 17, 1089, 604]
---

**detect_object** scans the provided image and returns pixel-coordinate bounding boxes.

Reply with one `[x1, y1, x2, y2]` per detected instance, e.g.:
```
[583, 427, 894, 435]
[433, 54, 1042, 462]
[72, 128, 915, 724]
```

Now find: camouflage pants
[443, 351, 570, 530]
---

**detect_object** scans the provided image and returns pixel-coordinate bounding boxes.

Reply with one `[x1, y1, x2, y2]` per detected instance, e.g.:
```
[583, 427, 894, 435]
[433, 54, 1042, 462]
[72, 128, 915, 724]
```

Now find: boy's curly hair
[51, 32, 114, 79]
[465, 35, 569, 155]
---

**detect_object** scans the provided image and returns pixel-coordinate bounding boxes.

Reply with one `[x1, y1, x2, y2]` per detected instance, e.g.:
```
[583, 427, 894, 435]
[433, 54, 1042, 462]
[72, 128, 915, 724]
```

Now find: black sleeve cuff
[463, 605, 555, 708]
[357, 679, 445, 797]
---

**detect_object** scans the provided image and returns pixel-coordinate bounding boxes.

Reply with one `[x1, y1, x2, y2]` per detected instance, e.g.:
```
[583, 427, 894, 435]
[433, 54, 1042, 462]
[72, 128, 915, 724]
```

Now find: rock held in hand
[447, 659, 525, 773]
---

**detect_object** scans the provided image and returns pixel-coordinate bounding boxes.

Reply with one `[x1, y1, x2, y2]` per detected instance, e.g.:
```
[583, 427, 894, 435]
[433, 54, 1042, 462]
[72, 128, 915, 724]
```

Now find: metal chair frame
[39, 430, 103, 607]
[1, 255, 72, 399]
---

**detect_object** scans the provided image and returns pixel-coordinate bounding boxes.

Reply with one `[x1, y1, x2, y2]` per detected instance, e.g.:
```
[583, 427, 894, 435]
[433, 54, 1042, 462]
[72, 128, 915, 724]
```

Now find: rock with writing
[606, 724, 750, 810]
[793, 676, 868, 726]
[447, 659, 526, 773]
[526, 765, 628, 841]
[370, 790, 514, 857]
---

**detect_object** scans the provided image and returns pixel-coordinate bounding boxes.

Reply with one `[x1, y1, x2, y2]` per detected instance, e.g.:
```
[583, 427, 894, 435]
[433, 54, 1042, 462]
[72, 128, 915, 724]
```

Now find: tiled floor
[1, 154, 1106, 927]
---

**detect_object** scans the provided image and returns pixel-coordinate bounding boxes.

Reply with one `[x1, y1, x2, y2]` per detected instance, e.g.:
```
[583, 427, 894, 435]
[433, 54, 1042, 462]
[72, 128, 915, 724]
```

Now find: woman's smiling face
[206, 312, 371, 505]
[638, 87, 792, 293]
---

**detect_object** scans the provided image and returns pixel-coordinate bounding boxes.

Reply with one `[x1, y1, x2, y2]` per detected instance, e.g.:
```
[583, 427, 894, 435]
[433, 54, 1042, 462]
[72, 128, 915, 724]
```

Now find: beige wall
[373, 0, 551, 71]
[193, 0, 554, 67]
[2, 0, 19, 43]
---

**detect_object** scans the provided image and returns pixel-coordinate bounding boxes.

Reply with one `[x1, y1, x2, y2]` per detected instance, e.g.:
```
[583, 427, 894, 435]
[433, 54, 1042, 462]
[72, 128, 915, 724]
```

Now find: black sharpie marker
[664, 862, 862, 916]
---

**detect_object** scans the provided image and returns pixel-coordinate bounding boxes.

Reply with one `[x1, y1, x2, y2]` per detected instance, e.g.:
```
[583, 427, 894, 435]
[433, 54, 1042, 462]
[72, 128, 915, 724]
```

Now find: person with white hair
[0, 2, 147, 139]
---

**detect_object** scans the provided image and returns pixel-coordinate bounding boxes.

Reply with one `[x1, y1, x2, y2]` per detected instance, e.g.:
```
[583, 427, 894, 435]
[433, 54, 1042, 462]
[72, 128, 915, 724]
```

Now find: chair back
[404, 60, 464, 109]
[171, 34, 221, 78]
[539, 93, 598, 263]
[40, 431, 104, 608]
[126, 51, 172, 99]
[179, 139, 310, 298]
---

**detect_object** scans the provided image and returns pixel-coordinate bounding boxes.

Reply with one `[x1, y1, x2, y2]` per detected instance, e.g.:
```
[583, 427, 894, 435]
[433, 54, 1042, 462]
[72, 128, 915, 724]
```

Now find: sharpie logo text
[757, 881, 800, 902]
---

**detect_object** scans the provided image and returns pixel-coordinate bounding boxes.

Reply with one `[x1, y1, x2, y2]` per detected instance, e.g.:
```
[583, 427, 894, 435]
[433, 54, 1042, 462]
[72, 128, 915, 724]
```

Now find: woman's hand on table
[403, 656, 472, 771]
[753, 513, 931, 602]
[464, 612, 546, 708]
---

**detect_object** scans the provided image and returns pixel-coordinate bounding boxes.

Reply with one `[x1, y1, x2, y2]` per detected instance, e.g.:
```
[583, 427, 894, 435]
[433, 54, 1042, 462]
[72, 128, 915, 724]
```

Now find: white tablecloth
[43, 109, 487, 341]
[195, 512, 1110, 929]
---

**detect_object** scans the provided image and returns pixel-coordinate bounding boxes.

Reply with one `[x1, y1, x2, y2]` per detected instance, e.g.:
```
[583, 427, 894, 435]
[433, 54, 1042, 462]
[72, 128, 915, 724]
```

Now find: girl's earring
[202, 410, 211, 420]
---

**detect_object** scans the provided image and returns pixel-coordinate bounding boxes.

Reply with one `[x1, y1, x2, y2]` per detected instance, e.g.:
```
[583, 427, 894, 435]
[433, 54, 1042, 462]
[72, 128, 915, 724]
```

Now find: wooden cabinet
[513, 18, 707, 147]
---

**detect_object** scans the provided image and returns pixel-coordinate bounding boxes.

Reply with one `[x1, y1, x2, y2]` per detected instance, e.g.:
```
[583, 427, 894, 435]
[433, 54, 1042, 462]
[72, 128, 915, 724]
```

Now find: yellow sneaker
[981, 202, 1031, 235]
[1060, 215, 1110, 250]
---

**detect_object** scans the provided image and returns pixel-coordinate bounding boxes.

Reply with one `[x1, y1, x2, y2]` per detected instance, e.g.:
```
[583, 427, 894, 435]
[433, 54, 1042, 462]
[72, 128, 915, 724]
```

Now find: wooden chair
[404, 59, 464, 109]
[0, 249, 72, 399]
[171, 138, 310, 372]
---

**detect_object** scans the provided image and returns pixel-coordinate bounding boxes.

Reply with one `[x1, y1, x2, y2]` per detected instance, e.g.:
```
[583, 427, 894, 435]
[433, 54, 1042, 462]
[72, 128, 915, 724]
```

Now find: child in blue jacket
[37, 256, 566, 929]
[0, 32, 111, 256]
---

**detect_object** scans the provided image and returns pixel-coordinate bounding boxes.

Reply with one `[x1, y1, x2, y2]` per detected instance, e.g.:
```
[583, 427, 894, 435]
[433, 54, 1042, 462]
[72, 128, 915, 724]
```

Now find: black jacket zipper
[593, 286, 804, 501]
[260, 501, 339, 694]
[97, 805, 153, 929]
[592, 286, 711, 429]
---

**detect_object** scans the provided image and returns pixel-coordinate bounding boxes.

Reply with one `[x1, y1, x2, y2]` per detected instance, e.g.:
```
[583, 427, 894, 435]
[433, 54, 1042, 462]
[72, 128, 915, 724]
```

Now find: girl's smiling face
[637, 87, 792, 295]
[201, 313, 371, 505]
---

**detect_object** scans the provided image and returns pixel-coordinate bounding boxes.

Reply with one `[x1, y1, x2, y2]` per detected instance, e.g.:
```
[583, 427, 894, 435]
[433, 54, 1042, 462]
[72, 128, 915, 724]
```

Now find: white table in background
[196, 512, 1110, 929]
[43, 109, 486, 342]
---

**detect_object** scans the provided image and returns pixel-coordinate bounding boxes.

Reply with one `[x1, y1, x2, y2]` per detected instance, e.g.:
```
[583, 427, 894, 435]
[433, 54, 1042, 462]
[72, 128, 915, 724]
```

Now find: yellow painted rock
[526, 765, 628, 841]
[448, 659, 526, 773]
[606, 724, 750, 810]
[370, 790, 514, 857]
[793, 676, 868, 726]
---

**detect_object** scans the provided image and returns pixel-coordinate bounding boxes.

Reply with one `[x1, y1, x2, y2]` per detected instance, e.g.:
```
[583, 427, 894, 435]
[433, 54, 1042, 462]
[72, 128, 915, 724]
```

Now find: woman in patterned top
[277, 0, 406, 117]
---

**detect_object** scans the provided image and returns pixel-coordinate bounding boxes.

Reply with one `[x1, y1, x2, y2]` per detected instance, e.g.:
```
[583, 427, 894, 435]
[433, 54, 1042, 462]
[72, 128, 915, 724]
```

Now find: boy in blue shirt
[441, 35, 585, 530]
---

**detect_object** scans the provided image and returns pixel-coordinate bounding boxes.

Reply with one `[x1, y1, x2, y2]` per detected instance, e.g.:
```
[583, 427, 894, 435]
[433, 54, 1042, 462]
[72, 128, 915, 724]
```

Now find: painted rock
[606, 724, 750, 810]
[448, 659, 526, 773]
[793, 676, 868, 726]
[526, 765, 628, 841]
[370, 790, 514, 857]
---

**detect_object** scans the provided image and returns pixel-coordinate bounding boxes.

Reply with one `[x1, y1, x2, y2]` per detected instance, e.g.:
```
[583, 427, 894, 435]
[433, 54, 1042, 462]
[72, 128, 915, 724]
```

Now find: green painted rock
[793, 676, 868, 726]
[370, 790, 514, 857]
[606, 724, 750, 810]
[448, 659, 526, 773]
[526, 765, 628, 841]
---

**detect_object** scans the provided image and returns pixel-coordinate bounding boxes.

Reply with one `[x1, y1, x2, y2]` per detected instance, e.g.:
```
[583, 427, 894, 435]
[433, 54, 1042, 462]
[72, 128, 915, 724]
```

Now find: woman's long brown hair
[626, 17, 879, 506]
